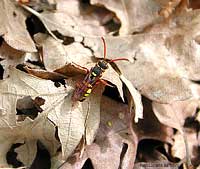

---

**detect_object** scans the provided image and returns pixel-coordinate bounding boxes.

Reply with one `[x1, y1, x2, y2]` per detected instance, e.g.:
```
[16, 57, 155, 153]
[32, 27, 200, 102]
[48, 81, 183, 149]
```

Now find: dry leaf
[172, 131, 199, 160]
[0, 42, 25, 78]
[133, 98, 173, 143]
[39, 9, 106, 37]
[60, 96, 137, 169]
[48, 96, 85, 159]
[63, 42, 93, 67]
[0, 0, 36, 52]
[84, 30, 197, 103]
[48, 83, 103, 160]
[102, 64, 124, 101]
[152, 100, 199, 133]
[0, 68, 70, 166]
[91, 0, 160, 35]
[120, 75, 143, 122]
[83, 85, 103, 145]
[15, 140, 37, 166]
[34, 34, 68, 71]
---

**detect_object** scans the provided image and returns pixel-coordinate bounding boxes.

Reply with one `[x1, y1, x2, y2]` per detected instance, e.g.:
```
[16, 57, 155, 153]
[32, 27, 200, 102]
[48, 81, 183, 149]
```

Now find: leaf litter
[0, 0, 200, 169]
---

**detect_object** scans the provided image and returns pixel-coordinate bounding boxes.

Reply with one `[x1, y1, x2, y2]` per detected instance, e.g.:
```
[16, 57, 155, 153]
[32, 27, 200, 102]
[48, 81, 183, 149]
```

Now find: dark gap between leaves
[25, 15, 46, 36]
[0, 36, 3, 46]
[118, 143, 128, 169]
[0, 64, 4, 79]
[16, 96, 45, 121]
[104, 18, 121, 35]
[184, 108, 200, 133]
[16, 64, 29, 73]
[6, 143, 24, 167]
[30, 141, 51, 169]
[81, 0, 90, 4]
[53, 79, 66, 88]
[82, 158, 94, 169]
[136, 139, 180, 164]
[13, 11, 17, 17]
[103, 85, 124, 103]
[52, 31, 75, 45]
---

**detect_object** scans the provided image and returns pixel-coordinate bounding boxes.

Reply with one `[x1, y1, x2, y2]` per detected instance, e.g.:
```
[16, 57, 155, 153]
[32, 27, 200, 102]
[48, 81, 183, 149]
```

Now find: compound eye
[98, 60, 108, 69]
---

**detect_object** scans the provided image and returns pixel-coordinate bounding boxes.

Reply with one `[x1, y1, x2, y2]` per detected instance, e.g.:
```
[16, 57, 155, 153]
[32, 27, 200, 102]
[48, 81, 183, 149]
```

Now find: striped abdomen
[72, 60, 108, 102]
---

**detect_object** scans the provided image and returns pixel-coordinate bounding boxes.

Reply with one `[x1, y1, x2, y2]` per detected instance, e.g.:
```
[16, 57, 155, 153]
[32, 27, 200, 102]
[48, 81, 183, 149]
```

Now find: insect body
[72, 60, 108, 102]
[72, 37, 128, 102]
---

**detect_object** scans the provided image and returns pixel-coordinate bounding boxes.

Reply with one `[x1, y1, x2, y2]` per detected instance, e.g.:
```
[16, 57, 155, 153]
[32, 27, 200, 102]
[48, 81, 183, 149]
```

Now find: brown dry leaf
[172, 130, 199, 160]
[0, 0, 36, 52]
[60, 96, 138, 169]
[152, 99, 199, 133]
[91, 0, 160, 35]
[24, 66, 68, 81]
[0, 42, 25, 78]
[34, 33, 68, 71]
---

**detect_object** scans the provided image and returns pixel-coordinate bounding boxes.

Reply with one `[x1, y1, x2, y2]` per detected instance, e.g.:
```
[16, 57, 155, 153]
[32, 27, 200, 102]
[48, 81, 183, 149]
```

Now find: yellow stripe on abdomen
[86, 88, 92, 94]
[84, 93, 90, 97]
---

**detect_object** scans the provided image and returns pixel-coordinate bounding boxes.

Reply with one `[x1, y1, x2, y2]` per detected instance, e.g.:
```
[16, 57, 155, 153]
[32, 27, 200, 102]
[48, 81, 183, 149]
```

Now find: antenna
[101, 37, 106, 60]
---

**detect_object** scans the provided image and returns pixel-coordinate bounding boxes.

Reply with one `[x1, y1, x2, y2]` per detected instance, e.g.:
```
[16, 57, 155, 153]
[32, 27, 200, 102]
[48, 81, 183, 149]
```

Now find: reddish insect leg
[98, 79, 115, 87]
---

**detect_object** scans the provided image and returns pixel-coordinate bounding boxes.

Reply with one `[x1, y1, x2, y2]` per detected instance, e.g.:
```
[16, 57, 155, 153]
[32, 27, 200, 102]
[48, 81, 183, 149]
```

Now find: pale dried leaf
[0, 67, 68, 127]
[40, 10, 106, 37]
[56, 0, 80, 15]
[48, 97, 85, 159]
[91, 0, 160, 35]
[83, 85, 103, 145]
[0, 68, 71, 166]
[197, 110, 200, 122]
[0, 0, 36, 52]
[0, 136, 14, 167]
[63, 42, 93, 67]
[0, 42, 25, 78]
[61, 96, 137, 169]
[34, 34, 68, 71]
[172, 131, 198, 160]
[48, 84, 103, 159]
[15, 140, 37, 166]
[152, 100, 199, 133]
[120, 75, 143, 122]
[0, 115, 59, 167]
[102, 64, 124, 101]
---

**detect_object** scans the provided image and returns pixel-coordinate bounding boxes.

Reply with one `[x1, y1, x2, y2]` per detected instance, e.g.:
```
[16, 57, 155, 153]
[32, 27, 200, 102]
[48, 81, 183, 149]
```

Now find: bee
[72, 37, 128, 102]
